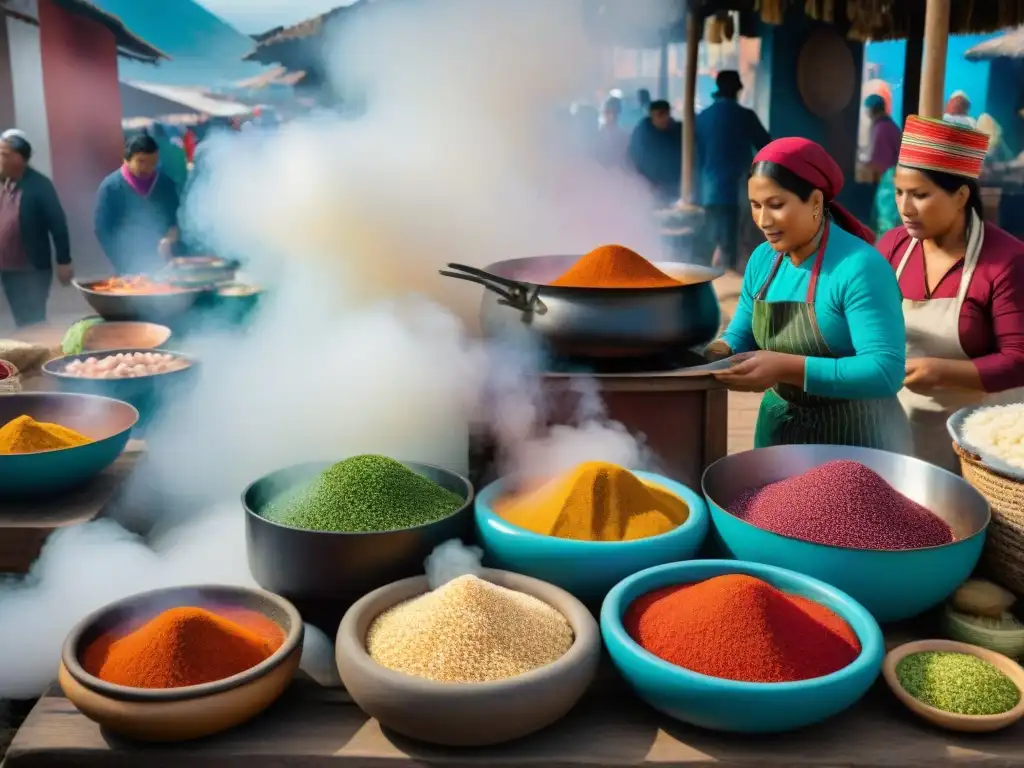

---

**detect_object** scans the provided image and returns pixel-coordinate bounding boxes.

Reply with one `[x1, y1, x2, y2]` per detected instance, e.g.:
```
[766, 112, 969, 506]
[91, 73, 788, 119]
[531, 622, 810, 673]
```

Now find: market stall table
[0, 442, 144, 573]
[6, 667, 1024, 768]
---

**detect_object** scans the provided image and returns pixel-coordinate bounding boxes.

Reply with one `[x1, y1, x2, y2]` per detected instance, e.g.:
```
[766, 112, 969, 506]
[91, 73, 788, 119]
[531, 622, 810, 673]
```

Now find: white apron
[896, 211, 1023, 473]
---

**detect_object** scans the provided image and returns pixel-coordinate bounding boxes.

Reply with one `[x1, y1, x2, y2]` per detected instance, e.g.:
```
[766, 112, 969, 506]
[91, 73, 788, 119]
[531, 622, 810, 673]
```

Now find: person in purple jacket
[877, 116, 1024, 473]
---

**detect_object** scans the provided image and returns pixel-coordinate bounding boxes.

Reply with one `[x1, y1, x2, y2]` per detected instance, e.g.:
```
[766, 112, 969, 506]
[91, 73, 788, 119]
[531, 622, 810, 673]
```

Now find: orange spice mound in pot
[82, 606, 283, 689]
[549, 244, 682, 289]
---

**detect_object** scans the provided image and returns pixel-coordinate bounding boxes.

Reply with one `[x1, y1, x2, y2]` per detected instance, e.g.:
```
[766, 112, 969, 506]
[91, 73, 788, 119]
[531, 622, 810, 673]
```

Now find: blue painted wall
[757, 16, 873, 221]
[864, 34, 993, 121]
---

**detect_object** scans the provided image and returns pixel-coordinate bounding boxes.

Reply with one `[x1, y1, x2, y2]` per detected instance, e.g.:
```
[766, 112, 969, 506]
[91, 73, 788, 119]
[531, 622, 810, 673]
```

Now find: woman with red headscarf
[877, 116, 1024, 473]
[707, 137, 911, 451]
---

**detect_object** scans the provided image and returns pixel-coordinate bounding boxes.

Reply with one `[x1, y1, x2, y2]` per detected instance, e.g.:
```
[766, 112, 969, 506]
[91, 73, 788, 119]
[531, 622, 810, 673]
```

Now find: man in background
[0, 129, 71, 327]
[595, 95, 630, 168]
[694, 71, 771, 270]
[943, 91, 977, 129]
[621, 87, 651, 131]
[628, 99, 682, 205]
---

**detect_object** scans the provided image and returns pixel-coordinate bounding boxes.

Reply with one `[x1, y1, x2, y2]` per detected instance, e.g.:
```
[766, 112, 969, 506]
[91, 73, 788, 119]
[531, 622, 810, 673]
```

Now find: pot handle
[438, 263, 546, 314]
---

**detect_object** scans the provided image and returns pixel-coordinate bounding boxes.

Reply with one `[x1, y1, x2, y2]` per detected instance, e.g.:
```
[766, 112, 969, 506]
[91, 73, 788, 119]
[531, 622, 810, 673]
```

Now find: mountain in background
[89, 0, 269, 86]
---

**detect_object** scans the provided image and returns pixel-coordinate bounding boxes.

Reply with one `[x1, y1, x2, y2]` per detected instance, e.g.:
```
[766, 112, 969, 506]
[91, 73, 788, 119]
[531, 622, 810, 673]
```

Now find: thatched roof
[246, 0, 1024, 63]
[964, 26, 1024, 61]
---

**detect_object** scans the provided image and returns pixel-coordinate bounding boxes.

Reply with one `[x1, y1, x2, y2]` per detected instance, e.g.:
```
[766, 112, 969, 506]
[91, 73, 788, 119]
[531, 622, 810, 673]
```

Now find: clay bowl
[883, 639, 1024, 733]
[60, 584, 304, 742]
[336, 568, 601, 746]
[81, 322, 172, 352]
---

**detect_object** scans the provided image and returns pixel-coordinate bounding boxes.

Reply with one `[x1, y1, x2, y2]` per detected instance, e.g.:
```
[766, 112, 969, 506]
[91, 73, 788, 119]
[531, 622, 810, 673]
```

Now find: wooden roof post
[918, 0, 950, 118]
[681, 4, 700, 204]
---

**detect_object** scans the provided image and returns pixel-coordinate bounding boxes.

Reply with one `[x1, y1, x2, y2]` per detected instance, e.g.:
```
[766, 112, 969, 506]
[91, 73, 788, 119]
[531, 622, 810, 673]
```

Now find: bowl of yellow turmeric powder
[475, 462, 709, 605]
[0, 392, 138, 498]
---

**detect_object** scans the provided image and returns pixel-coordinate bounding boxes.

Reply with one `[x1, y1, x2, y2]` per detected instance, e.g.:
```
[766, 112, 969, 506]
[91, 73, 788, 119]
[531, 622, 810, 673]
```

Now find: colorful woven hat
[898, 115, 989, 179]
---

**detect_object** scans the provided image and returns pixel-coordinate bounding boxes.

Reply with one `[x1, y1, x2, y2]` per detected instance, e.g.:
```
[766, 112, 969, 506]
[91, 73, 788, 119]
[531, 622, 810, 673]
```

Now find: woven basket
[954, 440, 1024, 596]
[0, 359, 20, 393]
[943, 605, 1024, 660]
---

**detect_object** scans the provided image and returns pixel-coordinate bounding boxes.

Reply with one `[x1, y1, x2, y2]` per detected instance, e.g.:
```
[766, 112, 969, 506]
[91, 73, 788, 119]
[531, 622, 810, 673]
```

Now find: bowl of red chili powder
[600, 559, 884, 733]
[702, 444, 990, 623]
[59, 584, 304, 742]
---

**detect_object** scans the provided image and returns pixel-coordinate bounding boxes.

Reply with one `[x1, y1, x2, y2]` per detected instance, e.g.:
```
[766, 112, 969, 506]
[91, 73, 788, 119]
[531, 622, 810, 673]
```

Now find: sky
[200, 0, 354, 34]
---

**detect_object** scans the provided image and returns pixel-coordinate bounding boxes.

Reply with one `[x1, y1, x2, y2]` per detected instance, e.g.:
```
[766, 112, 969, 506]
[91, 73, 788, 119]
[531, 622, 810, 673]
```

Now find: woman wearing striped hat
[877, 116, 1024, 473]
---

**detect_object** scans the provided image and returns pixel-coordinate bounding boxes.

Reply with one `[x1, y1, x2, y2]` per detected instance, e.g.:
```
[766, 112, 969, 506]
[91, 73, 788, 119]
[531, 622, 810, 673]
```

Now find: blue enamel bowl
[702, 445, 990, 623]
[0, 392, 138, 498]
[601, 559, 884, 733]
[475, 470, 709, 605]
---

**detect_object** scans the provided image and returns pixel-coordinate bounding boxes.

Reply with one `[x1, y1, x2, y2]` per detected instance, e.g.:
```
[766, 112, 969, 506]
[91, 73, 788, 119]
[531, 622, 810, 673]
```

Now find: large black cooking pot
[440, 255, 722, 360]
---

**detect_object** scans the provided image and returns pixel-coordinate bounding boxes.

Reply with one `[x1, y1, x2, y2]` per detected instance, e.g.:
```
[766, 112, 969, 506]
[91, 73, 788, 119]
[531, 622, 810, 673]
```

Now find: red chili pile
[625, 574, 860, 683]
[727, 460, 954, 550]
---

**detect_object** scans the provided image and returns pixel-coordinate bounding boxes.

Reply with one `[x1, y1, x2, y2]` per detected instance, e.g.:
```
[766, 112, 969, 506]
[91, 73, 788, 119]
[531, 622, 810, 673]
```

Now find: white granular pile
[962, 404, 1024, 470]
[366, 574, 574, 683]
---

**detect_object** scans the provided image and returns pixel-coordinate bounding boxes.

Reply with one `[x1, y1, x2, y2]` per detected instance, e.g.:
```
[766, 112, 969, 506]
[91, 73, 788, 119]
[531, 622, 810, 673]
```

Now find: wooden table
[544, 372, 728, 489]
[6, 671, 1023, 767]
[0, 442, 143, 573]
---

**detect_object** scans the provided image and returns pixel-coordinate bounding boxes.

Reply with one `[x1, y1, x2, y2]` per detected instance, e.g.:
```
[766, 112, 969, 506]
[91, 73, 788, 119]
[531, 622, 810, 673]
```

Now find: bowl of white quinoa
[334, 568, 600, 746]
[949, 402, 1024, 482]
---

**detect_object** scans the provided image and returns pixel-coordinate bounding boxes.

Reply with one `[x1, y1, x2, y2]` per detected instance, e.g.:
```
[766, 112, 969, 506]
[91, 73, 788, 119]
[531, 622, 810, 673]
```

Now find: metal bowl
[72, 276, 207, 322]
[243, 461, 474, 632]
[439, 256, 722, 360]
[702, 445, 991, 623]
[43, 348, 198, 430]
[336, 568, 600, 746]
[0, 392, 138, 498]
[60, 584, 303, 742]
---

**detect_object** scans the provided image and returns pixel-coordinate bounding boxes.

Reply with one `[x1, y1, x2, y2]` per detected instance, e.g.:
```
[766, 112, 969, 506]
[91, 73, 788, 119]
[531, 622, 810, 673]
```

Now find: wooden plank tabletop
[0, 443, 144, 572]
[5, 673, 1024, 768]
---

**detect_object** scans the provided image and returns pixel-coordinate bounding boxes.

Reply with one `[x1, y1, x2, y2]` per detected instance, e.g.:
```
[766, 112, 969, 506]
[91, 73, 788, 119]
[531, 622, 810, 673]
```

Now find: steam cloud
[0, 0, 662, 698]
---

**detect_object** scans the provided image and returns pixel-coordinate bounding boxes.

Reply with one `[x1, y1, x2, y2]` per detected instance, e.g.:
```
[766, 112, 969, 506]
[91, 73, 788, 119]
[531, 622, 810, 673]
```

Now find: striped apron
[751, 220, 912, 451]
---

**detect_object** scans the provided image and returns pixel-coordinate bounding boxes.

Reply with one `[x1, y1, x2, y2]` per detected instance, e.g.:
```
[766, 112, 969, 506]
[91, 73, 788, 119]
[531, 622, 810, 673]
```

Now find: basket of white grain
[949, 402, 1024, 595]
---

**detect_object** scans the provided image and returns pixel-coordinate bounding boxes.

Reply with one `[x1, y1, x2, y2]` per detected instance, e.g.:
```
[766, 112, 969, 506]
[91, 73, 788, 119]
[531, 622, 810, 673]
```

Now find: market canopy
[964, 26, 1024, 60]
[120, 81, 252, 123]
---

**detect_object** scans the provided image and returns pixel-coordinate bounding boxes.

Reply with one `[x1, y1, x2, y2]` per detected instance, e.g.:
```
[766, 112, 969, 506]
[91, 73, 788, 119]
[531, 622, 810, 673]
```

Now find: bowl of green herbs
[883, 639, 1024, 733]
[243, 455, 474, 632]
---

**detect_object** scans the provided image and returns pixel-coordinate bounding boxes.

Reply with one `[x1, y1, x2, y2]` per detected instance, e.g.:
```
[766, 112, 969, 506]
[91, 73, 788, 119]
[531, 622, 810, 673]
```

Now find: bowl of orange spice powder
[475, 462, 709, 607]
[59, 584, 303, 742]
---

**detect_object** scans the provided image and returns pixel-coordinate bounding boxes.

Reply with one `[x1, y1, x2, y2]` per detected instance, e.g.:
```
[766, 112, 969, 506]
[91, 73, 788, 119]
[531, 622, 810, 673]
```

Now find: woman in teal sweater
[706, 137, 911, 451]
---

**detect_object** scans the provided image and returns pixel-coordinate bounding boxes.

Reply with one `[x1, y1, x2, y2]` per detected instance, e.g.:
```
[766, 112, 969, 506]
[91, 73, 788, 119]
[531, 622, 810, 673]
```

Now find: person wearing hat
[0, 129, 71, 327]
[877, 116, 1024, 473]
[694, 70, 771, 271]
[943, 91, 977, 129]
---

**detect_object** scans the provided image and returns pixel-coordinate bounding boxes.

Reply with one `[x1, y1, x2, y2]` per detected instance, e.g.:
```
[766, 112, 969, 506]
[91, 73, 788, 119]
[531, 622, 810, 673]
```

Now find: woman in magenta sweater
[877, 116, 1024, 472]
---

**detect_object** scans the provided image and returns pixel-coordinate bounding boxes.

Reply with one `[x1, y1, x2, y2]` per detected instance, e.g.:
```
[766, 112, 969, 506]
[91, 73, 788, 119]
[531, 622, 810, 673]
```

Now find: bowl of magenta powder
[702, 444, 990, 623]
[600, 559, 884, 733]
[59, 584, 304, 742]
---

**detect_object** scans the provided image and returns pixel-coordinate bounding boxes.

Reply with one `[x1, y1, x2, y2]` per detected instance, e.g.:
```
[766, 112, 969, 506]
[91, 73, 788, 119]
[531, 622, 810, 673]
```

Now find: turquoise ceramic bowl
[601, 559, 884, 733]
[475, 471, 709, 605]
[702, 445, 990, 623]
[0, 392, 138, 498]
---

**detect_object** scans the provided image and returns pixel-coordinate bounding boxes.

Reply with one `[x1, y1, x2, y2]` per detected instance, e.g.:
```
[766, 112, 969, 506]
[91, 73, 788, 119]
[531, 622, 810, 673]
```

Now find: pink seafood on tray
[63, 351, 189, 379]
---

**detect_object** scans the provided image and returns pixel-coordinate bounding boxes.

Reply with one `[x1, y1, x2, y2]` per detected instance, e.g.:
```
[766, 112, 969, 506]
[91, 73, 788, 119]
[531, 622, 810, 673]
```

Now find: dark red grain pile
[624, 574, 861, 683]
[727, 460, 954, 550]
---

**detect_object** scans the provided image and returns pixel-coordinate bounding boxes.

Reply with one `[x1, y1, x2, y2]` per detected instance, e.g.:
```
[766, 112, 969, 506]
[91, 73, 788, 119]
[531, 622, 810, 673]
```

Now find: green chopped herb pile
[261, 454, 464, 533]
[895, 651, 1021, 716]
